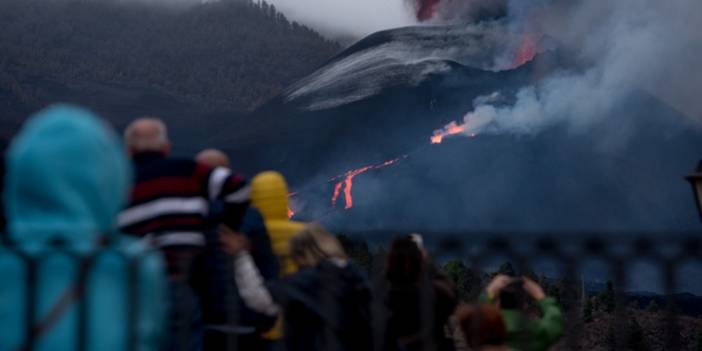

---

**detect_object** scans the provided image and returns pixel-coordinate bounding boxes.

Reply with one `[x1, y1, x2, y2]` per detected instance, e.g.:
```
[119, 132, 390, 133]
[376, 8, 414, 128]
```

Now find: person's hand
[486, 274, 512, 300]
[522, 277, 546, 301]
[219, 225, 249, 255]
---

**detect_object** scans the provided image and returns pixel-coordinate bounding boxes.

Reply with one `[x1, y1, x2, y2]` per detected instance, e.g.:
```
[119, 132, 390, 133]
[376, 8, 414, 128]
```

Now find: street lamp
[686, 161, 702, 221]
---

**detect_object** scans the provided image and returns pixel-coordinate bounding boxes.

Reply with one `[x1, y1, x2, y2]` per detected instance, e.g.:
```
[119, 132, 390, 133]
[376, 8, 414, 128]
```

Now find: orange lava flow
[331, 181, 343, 206]
[431, 121, 466, 144]
[331, 157, 405, 209]
[287, 192, 297, 218]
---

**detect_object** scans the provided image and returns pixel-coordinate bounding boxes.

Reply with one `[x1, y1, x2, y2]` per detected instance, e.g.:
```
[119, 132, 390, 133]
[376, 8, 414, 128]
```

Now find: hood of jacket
[4, 104, 131, 252]
[250, 171, 291, 221]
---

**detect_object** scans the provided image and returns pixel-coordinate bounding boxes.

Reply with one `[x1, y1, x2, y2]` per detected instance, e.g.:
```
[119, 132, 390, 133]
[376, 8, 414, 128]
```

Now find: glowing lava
[431, 121, 467, 144]
[513, 32, 539, 67]
[287, 192, 297, 218]
[331, 157, 405, 209]
[416, 0, 441, 21]
[331, 182, 343, 207]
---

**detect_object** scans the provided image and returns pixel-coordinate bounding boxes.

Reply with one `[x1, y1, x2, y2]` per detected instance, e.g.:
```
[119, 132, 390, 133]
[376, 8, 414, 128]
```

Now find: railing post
[662, 259, 680, 349]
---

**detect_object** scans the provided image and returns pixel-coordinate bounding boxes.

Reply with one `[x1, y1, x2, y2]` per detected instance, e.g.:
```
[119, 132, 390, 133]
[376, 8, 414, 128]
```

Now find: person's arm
[480, 274, 512, 303]
[233, 252, 280, 316]
[240, 209, 279, 280]
[535, 297, 564, 345]
[220, 228, 280, 317]
[523, 278, 564, 347]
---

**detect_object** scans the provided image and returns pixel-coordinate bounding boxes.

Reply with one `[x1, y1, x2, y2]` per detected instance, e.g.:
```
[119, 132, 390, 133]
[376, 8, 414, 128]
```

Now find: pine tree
[628, 316, 648, 351]
[583, 297, 593, 323]
[606, 325, 617, 351]
[646, 299, 659, 313]
[443, 260, 469, 298]
[599, 280, 616, 313]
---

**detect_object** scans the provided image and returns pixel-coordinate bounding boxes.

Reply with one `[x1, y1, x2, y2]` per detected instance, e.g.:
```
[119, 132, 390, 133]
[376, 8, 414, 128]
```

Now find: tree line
[0, 0, 340, 111]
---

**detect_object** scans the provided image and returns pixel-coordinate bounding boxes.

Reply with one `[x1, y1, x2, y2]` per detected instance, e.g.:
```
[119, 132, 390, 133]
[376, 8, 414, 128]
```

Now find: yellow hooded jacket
[250, 171, 305, 339]
[250, 171, 305, 276]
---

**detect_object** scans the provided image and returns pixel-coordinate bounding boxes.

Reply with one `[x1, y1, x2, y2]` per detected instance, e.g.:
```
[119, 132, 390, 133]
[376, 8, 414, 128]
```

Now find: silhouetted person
[482, 275, 563, 351]
[0, 105, 166, 350]
[220, 224, 373, 351]
[195, 148, 278, 349]
[120, 118, 251, 350]
[456, 304, 510, 351]
[384, 234, 458, 351]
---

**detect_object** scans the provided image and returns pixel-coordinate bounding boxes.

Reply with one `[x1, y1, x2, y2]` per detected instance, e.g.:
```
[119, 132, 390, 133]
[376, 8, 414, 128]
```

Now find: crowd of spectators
[0, 105, 563, 350]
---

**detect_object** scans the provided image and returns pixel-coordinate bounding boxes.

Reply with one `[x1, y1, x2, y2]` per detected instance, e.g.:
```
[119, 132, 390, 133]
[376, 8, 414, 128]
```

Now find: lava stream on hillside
[330, 156, 407, 209]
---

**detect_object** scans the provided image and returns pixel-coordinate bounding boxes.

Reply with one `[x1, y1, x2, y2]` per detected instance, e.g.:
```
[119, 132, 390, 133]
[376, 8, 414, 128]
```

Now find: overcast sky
[265, 0, 417, 39]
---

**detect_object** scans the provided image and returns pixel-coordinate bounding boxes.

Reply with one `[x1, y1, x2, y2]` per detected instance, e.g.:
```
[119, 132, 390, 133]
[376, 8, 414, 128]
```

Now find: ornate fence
[2, 232, 701, 350]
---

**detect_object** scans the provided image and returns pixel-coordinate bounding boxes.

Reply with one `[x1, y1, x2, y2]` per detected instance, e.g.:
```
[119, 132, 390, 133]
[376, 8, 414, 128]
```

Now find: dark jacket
[198, 207, 279, 332]
[271, 260, 373, 351]
[385, 267, 458, 351]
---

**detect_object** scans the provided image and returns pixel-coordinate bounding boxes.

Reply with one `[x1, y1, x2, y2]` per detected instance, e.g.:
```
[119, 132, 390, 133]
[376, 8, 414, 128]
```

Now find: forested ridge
[0, 0, 340, 111]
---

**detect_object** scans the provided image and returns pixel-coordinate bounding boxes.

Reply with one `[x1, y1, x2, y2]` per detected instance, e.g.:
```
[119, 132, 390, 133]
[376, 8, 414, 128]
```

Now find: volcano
[213, 23, 702, 232]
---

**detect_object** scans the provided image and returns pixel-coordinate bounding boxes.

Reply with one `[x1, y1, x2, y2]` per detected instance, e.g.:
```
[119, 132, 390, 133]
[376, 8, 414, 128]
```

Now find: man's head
[196, 149, 230, 169]
[123, 117, 170, 156]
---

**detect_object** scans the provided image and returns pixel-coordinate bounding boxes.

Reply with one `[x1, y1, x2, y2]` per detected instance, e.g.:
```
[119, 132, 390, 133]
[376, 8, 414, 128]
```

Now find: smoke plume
[406, 0, 508, 22]
[434, 0, 702, 139]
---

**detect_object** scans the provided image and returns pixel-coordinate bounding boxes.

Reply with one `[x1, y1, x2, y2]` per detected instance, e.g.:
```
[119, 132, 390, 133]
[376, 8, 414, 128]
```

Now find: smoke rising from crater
[406, 0, 507, 23]
[435, 0, 702, 139]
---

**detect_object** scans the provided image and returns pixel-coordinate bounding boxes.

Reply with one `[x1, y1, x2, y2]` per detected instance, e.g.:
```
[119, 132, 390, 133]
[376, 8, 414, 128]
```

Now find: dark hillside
[0, 0, 340, 148]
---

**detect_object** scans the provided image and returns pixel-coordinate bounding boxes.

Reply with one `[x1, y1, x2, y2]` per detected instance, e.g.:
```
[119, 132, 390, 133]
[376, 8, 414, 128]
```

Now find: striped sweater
[119, 152, 250, 248]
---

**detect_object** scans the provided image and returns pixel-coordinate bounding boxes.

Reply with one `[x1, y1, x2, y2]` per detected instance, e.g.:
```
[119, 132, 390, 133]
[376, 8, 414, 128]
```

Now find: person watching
[219, 224, 373, 351]
[120, 118, 251, 350]
[482, 275, 563, 351]
[456, 304, 511, 351]
[194, 148, 279, 349]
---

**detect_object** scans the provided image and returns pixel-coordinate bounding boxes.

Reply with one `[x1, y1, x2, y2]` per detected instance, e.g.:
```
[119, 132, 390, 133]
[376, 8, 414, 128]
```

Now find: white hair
[124, 118, 169, 152]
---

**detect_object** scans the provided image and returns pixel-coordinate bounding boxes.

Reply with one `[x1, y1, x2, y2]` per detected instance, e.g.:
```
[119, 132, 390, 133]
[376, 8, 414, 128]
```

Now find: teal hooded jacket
[0, 105, 167, 350]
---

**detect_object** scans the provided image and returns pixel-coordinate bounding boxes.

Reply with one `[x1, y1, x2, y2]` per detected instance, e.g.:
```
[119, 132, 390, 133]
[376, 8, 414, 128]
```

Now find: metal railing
[2, 232, 701, 350]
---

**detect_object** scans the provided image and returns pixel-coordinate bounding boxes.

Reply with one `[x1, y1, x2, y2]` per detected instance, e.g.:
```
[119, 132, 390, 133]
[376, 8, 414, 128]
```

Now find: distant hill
[0, 0, 340, 148]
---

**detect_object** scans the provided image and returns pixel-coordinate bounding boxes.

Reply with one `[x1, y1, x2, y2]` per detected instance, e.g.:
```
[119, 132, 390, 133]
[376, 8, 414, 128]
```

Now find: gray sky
[265, 0, 416, 38]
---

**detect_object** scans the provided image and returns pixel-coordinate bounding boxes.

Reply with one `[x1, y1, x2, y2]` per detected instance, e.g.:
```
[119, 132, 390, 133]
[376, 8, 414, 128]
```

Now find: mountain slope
[214, 24, 702, 232]
[0, 0, 339, 148]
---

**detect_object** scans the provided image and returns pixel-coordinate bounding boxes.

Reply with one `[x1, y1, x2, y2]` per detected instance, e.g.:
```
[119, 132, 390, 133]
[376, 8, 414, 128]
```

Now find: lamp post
[686, 162, 702, 221]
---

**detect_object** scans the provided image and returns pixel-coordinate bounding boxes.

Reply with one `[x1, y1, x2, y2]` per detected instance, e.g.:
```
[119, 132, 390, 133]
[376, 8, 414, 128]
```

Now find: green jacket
[480, 295, 564, 351]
